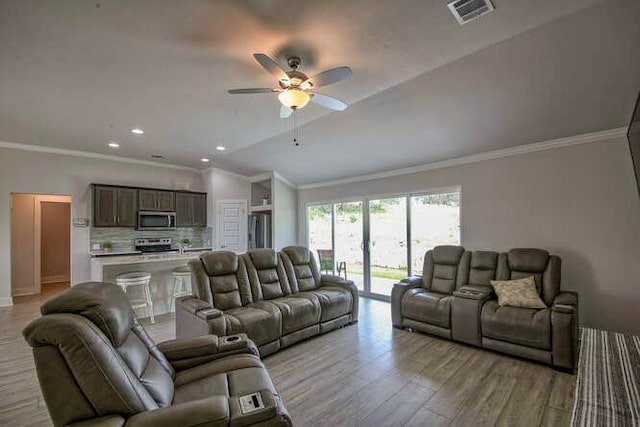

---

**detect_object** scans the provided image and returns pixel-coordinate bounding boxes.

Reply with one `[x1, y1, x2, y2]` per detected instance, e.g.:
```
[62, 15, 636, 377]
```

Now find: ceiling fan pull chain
[294, 109, 299, 146]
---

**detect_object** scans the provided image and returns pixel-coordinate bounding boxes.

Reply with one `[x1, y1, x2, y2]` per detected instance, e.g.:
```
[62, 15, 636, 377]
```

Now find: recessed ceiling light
[200, 158, 211, 163]
[216, 146, 226, 151]
[108, 141, 120, 148]
[131, 128, 144, 135]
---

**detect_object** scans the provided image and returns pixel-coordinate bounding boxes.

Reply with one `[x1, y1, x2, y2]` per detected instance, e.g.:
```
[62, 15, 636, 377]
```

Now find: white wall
[0, 147, 204, 305]
[202, 167, 251, 248]
[273, 176, 298, 250]
[298, 137, 640, 334]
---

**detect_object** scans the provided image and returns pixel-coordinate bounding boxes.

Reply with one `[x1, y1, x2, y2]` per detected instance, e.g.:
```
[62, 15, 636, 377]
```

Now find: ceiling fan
[228, 53, 352, 118]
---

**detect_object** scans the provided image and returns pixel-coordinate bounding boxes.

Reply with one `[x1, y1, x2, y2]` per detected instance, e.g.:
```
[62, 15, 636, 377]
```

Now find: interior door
[217, 200, 247, 253]
[367, 197, 408, 297]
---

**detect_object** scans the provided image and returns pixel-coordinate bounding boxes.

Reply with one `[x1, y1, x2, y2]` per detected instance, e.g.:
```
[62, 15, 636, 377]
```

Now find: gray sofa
[22, 282, 292, 427]
[392, 245, 579, 370]
[177, 246, 358, 356]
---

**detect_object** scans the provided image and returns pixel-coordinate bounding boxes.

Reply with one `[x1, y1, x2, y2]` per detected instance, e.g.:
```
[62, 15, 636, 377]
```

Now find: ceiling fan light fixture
[278, 88, 310, 109]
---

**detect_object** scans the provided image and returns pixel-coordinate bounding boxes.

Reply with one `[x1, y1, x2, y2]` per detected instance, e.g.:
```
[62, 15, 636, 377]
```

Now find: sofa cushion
[402, 289, 452, 328]
[468, 251, 499, 286]
[248, 249, 279, 270]
[174, 354, 271, 404]
[309, 287, 353, 322]
[481, 300, 551, 350]
[40, 282, 134, 347]
[200, 251, 238, 276]
[269, 295, 321, 335]
[491, 276, 547, 309]
[225, 302, 281, 346]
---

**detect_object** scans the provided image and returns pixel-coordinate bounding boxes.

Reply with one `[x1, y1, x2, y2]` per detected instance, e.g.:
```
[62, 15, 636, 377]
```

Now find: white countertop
[90, 249, 142, 257]
[90, 251, 209, 266]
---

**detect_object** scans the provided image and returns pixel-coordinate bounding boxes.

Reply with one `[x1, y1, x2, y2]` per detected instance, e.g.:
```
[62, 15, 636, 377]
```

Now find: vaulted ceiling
[1, 0, 639, 184]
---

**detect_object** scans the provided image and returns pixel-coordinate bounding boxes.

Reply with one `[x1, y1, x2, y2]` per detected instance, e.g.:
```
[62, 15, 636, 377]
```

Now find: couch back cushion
[423, 245, 465, 294]
[245, 249, 292, 300]
[26, 283, 175, 424]
[281, 246, 321, 292]
[497, 248, 561, 306]
[457, 250, 499, 286]
[197, 251, 252, 310]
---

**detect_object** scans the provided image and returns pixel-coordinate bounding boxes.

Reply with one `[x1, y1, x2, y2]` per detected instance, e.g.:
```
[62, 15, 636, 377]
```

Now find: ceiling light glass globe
[278, 88, 311, 109]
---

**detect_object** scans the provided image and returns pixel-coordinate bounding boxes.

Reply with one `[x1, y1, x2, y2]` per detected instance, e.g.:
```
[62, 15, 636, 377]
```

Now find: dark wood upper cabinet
[138, 189, 175, 211]
[92, 185, 137, 227]
[192, 193, 207, 227]
[116, 188, 138, 227]
[176, 192, 207, 227]
[93, 186, 118, 227]
[92, 184, 204, 228]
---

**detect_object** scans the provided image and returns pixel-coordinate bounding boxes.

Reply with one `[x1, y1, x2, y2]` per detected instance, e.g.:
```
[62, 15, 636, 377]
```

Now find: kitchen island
[90, 250, 209, 318]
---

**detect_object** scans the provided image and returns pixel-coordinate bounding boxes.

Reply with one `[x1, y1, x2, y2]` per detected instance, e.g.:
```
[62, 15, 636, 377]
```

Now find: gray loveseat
[392, 245, 579, 370]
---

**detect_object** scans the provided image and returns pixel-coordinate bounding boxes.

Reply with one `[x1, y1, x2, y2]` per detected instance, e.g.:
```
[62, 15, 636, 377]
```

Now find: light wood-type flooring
[0, 285, 576, 426]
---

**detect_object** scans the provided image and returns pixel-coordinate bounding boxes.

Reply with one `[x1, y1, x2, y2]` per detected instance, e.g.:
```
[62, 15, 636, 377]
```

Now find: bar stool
[169, 265, 192, 312]
[115, 271, 154, 324]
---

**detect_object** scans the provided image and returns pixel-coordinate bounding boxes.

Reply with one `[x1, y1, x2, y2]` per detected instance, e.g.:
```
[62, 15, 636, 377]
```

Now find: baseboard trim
[0, 297, 13, 307]
[42, 275, 70, 284]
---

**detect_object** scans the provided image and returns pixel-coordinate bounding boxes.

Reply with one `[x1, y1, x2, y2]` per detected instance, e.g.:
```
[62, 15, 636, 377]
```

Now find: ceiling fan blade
[227, 88, 277, 94]
[280, 105, 293, 119]
[253, 53, 290, 83]
[304, 66, 352, 88]
[310, 93, 348, 111]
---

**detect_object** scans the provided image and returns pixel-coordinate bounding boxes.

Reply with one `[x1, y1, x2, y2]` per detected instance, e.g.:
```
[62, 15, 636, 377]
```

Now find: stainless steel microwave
[137, 211, 176, 230]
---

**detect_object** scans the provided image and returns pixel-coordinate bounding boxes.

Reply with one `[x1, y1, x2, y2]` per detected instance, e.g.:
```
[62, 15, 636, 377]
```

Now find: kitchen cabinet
[176, 192, 207, 227]
[93, 185, 137, 227]
[138, 189, 175, 211]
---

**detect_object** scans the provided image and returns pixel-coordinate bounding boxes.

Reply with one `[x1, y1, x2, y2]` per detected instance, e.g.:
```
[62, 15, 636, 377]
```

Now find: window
[410, 192, 460, 275]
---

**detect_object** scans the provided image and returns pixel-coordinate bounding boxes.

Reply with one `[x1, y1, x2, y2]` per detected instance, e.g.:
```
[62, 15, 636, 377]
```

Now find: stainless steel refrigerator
[248, 213, 272, 249]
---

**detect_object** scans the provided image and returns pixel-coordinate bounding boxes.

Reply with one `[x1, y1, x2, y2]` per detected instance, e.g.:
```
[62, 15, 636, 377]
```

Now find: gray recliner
[22, 282, 292, 427]
[391, 245, 465, 339]
[481, 248, 578, 369]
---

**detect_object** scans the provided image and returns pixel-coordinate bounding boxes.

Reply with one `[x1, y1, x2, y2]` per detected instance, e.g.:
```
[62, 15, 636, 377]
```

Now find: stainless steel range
[134, 238, 178, 254]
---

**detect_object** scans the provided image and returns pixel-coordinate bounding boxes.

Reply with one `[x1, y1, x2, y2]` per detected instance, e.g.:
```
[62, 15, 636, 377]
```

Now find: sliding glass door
[306, 189, 460, 300]
[368, 197, 407, 296]
[334, 201, 364, 291]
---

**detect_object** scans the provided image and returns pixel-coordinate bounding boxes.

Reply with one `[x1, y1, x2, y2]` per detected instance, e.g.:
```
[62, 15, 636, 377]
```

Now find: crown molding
[200, 165, 250, 181]
[0, 141, 200, 172]
[273, 171, 296, 188]
[298, 127, 628, 190]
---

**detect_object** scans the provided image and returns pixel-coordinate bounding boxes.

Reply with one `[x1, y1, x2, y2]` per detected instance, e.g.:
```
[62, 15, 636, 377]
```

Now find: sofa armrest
[179, 297, 212, 315]
[551, 291, 579, 371]
[320, 275, 359, 323]
[125, 397, 229, 427]
[453, 285, 493, 301]
[158, 334, 258, 370]
[552, 291, 578, 314]
[391, 276, 423, 327]
[66, 415, 125, 427]
[196, 308, 223, 321]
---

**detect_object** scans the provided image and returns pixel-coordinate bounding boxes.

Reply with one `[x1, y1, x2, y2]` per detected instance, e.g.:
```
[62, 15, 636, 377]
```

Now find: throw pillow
[490, 276, 547, 309]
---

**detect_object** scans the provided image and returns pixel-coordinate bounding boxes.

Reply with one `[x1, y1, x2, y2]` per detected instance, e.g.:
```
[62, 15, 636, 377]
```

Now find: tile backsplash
[90, 227, 212, 251]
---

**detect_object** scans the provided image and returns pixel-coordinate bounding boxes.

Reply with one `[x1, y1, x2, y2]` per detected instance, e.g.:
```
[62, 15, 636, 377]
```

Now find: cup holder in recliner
[225, 335, 240, 342]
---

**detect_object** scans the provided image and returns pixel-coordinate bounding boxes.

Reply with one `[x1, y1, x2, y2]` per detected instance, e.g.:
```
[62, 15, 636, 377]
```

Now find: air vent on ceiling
[447, 0, 494, 25]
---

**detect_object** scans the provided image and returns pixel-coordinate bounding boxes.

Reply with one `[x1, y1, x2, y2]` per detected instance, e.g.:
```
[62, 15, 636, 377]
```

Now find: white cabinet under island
[90, 251, 208, 318]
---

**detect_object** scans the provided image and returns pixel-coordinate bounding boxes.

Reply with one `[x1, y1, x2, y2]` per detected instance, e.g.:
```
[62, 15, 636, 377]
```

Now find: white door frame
[215, 199, 248, 252]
